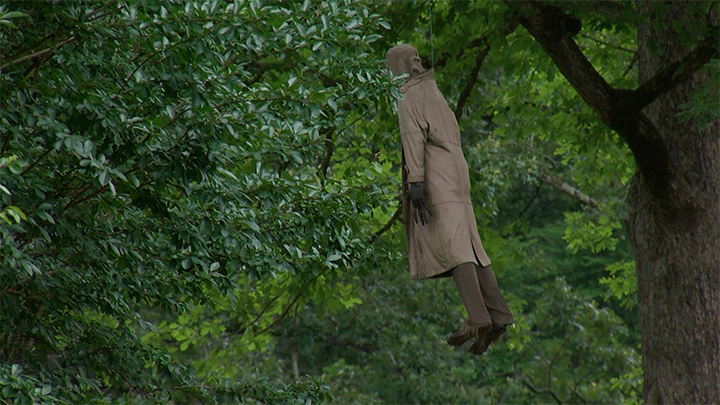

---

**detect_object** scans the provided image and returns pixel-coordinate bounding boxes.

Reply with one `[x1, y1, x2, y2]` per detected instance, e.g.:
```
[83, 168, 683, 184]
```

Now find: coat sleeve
[397, 91, 427, 184]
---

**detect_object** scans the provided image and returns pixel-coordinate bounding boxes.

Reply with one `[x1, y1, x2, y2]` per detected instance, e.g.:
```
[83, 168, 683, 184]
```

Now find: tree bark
[632, 2, 720, 403]
[508, 1, 720, 402]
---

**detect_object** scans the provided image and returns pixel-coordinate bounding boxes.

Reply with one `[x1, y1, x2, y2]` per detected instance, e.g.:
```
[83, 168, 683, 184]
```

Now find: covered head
[385, 44, 425, 78]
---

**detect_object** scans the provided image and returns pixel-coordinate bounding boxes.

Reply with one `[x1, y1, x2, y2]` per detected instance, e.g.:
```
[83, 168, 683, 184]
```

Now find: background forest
[1, 0, 717, 404]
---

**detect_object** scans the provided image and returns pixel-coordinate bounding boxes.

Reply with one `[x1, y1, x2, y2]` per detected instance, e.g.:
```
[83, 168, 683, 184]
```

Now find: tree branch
[452, 17, 519, 121]
[246, 294, 281, 330]
[319, 128, 334, 179]
[508, 0, 698, 212]
[0, 36, 76, 71]
[425, 14, 519, 71]
[0, 134, 10, 155]
[579, 33, 636, 54]
[511, 1, 614, 123]
[537, 172, 598, 208]
[368, 203, 402, 244]
[520, 378, 564, 405]
[518, 186, 540, 218]
[291, 343, 300, 381]
[618, 32, 719, 113]
[19, 148, 53, 176]
[254, 290, 303, 335]
[455, 45, 491, 122]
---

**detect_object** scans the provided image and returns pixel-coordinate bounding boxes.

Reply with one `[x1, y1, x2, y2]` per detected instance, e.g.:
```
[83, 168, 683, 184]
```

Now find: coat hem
[411, 259, 479, 281]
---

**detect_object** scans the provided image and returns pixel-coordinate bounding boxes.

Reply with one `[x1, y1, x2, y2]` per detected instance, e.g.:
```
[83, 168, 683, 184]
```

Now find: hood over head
[385, 44, 425, 78]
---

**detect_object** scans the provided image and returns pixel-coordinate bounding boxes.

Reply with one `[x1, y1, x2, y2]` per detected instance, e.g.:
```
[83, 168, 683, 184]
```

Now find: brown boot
[469, 324, 507, 355]
[447, 319, 492, 347]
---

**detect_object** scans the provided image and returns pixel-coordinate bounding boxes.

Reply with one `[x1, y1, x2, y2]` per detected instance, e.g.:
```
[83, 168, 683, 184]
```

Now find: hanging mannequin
[386, 44, 513, 355]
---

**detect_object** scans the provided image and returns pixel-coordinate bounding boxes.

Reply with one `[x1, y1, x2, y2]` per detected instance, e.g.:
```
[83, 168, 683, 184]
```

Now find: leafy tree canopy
[4, 0, 714, 403]
[1, 0, 396, 402]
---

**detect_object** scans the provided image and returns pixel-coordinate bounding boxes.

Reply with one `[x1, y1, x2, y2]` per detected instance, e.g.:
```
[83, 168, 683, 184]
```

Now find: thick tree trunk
[632, 2, 720, 403]
[510, 1, 719, 402]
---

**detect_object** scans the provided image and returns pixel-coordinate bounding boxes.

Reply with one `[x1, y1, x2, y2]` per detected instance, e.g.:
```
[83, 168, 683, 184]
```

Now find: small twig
[63, 184, 93, 209]
[64, 184, 110, 211]
[247, 65, 267, 86]
[19, 148, 52, 176]
[83, 1, 115, 22]
[254, 290, 303, 335]
[621, 53, 638, 78]
[0, 36, 76, 71]
[247, 294, 281, 328]
[7, 32, 55, 60]
[547, 340, 563, 389]
[570, 386, 589, 405]
[579, 33, 636, 54]
[318, 128, 334, 179]
[368, 203, 402, 244]
[0, 135, 10, 155]
[62, 166, 139, 211]
[455, 45, 491, 121]
[517, 186, 541, 218]
[118, 45, 181, 94]
[520, 377, 564, 405]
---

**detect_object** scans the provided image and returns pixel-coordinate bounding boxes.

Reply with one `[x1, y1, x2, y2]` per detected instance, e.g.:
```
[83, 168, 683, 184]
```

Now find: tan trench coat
[387, 45, 491, 280]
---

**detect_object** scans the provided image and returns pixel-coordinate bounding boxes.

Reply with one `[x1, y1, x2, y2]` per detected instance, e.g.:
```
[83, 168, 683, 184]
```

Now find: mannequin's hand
[408, 182, 430, 226]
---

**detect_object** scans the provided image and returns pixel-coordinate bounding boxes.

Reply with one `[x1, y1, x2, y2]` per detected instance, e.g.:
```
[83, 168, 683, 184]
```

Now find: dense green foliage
[1, 0, 395, 402]
[6, 0, 711, 403]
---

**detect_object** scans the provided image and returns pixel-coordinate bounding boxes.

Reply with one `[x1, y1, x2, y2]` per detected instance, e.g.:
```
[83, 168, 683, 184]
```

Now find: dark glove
[408, 181, 430, 226]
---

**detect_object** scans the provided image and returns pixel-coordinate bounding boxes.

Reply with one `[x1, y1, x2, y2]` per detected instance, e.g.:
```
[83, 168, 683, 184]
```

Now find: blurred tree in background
[1, 0, 716, 403]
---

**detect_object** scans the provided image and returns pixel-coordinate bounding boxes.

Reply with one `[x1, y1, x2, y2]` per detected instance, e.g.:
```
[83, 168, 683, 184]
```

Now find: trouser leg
[452, 262, 491, 326]
[475, 264, 514, 325]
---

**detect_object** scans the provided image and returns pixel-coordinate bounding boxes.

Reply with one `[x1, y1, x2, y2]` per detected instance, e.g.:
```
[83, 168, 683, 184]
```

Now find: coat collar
[400, 69, 435, 93]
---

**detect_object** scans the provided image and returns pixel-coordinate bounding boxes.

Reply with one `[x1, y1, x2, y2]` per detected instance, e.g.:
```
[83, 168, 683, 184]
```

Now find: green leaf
[37, 211, 55, 224]
[99, 170, 109, 186]
[7, 206, 26, 222]
[244, 220, 260, 232]
[1, 11, 28, 19]
[0, 20, 18, 29]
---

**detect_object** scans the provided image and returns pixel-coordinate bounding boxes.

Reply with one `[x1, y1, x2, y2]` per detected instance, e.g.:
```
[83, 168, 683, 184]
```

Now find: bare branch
[247, 294, 281, 330]
[424, 13, 518, 71]
[453, 17, 519, 121]
[579, 33, 636, 54]
[368, 203, 402, 244]
[618, 32, 719, 113]
[291, 343, 300, 381]
[0, 36, 76, 71]
[508, 1, 685, 211]
[621, 53, 638, 79]
[319, 128, 334, 179]
[19, 148, 53, 176]
[0, 134, 10, 155]
[455, 45, 491, 122]
[520, 378, 564, 405]
[254, 290, 303, 335]
[537, 172, 598, 208]
[511, 1, 615, 123]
